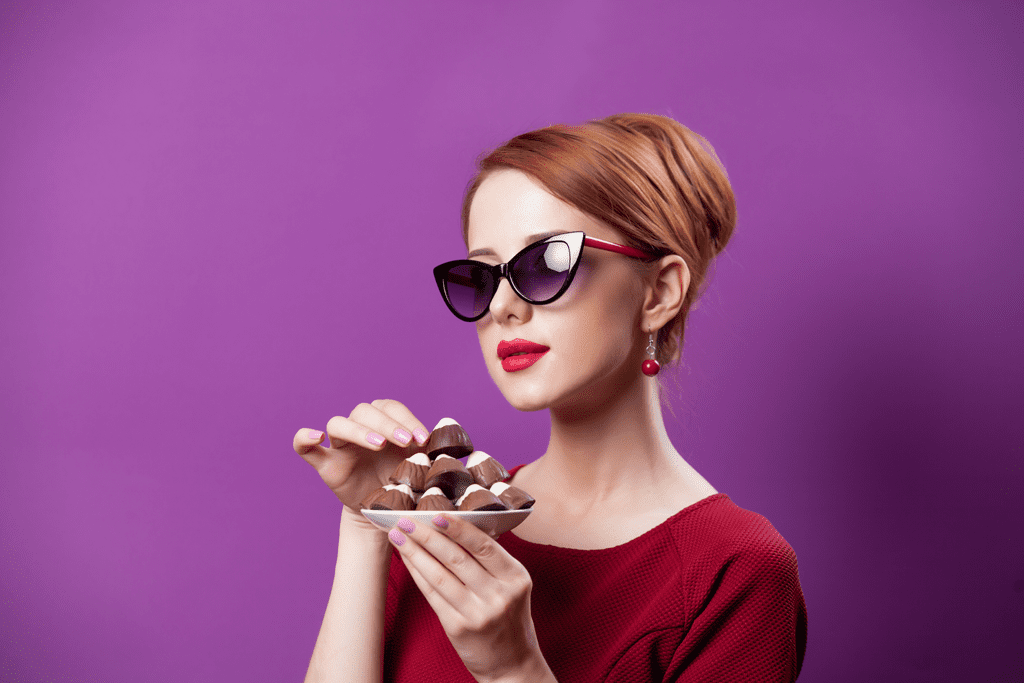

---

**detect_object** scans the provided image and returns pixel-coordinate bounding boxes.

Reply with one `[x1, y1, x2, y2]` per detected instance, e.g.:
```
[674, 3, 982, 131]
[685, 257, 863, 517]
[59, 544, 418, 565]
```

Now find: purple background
[1, 1, 1021, 680]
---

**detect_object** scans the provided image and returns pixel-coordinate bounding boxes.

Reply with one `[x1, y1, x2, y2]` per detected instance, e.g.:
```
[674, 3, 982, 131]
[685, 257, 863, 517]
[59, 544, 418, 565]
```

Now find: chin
[503, 391, 552, 413]
[496, 380, 554, 413]
[487, 364, 555, 412]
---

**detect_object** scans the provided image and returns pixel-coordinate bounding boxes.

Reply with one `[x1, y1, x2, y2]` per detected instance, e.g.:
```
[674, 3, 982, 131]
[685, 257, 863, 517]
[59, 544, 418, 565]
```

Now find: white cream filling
[465, 451, 493, 468]
[455, 484, 486, 507]
[383, 483, 414, 498]
[407, 452, 431, 466]
[433, 417, 459, 430]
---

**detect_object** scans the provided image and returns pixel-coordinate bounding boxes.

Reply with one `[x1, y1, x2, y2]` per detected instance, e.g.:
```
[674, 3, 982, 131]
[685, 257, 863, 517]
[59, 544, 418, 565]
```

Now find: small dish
[361, 507, 532, 538]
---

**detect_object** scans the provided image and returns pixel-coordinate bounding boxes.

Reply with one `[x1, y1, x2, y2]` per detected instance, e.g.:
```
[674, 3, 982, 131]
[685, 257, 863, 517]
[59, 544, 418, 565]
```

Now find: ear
[641, 255, 690, 331]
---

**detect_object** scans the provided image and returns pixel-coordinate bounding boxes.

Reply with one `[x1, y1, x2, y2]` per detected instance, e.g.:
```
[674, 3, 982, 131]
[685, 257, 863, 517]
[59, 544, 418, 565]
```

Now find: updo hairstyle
[460, 112, 736, 368]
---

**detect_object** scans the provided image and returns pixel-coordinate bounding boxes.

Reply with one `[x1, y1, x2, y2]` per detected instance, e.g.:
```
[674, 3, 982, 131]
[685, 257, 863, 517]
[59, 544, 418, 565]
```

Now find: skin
[467, 169, 716, 537]
[294, 167, 717, 682]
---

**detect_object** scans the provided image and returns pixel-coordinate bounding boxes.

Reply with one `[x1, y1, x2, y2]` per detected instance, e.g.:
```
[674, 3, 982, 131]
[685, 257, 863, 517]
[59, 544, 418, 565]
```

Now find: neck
[538, 366, 687, 508]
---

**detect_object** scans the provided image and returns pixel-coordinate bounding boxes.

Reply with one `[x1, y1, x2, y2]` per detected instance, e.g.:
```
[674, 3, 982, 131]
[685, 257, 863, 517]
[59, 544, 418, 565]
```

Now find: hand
[293, 400, 431, 520]
[386, 513, 553, 683]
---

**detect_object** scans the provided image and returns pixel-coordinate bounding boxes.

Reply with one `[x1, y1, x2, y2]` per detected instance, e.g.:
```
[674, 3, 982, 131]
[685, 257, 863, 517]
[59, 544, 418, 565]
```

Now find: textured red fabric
[383, 464, 807, 682]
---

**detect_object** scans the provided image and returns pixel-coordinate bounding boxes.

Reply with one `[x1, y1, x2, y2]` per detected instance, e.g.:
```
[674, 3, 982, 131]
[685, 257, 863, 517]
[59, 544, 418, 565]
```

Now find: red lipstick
[497, 338, 550, 372]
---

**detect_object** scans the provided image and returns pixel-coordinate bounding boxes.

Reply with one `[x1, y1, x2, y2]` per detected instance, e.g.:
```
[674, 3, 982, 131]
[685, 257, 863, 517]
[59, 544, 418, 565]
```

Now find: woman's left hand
[387, 513, 554, 683]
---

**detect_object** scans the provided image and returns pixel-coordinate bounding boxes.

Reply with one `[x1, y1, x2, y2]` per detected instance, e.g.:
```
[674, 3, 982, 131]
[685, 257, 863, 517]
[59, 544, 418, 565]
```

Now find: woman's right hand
[293, 399, 431, 515]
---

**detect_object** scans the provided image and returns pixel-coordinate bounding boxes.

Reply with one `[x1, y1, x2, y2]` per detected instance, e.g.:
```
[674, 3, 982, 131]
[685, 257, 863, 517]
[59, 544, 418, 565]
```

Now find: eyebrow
[467, 231, 565, 259]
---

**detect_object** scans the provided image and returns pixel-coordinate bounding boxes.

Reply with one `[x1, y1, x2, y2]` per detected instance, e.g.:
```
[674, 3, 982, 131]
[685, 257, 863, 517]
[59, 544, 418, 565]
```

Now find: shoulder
[665, 494, 801, 581]
[656, 496, 806, 646]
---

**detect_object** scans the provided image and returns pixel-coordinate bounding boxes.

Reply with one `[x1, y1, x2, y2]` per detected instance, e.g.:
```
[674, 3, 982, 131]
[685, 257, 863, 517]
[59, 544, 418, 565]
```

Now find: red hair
[461, 113, 737, 367]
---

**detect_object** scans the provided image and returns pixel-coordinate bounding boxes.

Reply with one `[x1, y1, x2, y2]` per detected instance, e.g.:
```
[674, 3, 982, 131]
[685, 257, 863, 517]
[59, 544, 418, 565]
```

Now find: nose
[487, 275, 530, 323]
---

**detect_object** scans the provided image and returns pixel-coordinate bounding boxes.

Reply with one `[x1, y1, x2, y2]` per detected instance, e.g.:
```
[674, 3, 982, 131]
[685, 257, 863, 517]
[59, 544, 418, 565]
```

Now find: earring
[642, 331, 660, 376]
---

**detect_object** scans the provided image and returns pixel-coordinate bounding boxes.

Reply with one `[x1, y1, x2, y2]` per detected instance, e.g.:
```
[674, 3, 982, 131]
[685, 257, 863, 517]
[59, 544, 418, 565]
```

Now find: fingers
[424, 513, 520, 580]
[370, 399, 431, 447]
[396, 546, 460, 625]
[323, 401, 430, 452]
[293, 428, 328, 467]
[388, 518, 472, 614]
[388, 514, 522, 598]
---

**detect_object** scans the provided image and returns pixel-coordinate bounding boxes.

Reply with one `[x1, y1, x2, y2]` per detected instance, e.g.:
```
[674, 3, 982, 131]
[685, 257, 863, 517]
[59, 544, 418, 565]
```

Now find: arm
[667, 541, 807, 682]
[305, 507, 393, 683]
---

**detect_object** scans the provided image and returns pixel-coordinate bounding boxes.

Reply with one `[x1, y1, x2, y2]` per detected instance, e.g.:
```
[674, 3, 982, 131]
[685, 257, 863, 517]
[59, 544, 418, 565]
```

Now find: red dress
[383, 464, 808, 682]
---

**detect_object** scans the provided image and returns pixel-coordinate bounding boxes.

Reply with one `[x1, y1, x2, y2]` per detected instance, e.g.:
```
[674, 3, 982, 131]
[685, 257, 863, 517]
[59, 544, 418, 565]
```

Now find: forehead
[466, 169, 615, 260]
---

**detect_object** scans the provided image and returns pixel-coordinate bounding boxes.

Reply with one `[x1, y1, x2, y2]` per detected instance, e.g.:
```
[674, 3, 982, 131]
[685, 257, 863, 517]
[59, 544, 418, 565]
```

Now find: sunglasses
[433, 231, 656, 322]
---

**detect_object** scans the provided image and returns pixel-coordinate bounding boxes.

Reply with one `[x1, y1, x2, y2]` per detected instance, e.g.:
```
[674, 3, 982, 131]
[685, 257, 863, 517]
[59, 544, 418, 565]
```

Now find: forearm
[305, 506, 393, 683]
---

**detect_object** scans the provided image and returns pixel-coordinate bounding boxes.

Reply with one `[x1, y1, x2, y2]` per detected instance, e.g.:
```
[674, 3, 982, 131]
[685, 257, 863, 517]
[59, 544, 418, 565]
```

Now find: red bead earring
[642, 331, 660, 376]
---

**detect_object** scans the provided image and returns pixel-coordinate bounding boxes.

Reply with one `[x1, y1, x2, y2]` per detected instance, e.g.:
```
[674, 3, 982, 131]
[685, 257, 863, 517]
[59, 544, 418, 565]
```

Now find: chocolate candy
[388, 452, 431, 492]
[415, 486, 457, 512]
[368, 484, 417, 511]
[489, 481, 535, 510]
[426, 418, 474, 460]
[424, 454, 475, 500]
[364, 419, 534, 523]
[359, 485, 389, 510]
[456, 484, 509, 512]
[466, 451, 509, 489]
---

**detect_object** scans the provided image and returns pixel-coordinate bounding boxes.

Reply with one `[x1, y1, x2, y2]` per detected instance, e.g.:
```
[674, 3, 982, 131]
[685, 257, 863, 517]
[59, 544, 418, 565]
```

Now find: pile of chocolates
[359, 418, 535, 513]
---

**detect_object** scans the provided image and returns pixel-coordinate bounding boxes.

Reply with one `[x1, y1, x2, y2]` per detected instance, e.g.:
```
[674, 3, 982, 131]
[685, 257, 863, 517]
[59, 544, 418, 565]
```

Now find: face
[466, 169, 649, 413]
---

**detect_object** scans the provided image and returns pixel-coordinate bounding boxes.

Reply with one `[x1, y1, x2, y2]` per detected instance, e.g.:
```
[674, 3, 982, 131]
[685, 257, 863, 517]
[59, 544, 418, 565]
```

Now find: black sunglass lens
[511, 241, 572, 302]
[445, 264, 494, 318]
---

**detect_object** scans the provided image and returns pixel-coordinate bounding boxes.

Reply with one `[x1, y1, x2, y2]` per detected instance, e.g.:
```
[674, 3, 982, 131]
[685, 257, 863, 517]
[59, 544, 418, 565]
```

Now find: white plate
[361, 507, 532, 538]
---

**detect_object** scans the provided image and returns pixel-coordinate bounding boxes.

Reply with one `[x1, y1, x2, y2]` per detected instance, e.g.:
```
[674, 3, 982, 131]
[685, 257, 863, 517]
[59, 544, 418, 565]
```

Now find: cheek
[555, 282, 642, 367]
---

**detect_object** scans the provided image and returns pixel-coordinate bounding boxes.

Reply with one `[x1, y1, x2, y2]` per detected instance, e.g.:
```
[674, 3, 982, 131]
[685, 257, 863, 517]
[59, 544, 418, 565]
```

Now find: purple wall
[1, 1, 1021, 680]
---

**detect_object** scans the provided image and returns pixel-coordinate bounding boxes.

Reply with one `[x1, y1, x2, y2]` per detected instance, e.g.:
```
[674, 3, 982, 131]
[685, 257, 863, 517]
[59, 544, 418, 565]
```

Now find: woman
[293, 113, 808, 682]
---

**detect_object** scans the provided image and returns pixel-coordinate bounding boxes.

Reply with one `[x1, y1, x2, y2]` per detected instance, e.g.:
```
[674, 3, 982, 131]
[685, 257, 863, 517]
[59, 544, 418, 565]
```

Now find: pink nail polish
[308, 430, 323, 440]
[394, 428, 412, 445]
[388, 528, 405, 546]
[413, 428, 429, 445]
[432, 515, 448, 529]
[366, 432, 385, 446]
[397, 518, 415, 533]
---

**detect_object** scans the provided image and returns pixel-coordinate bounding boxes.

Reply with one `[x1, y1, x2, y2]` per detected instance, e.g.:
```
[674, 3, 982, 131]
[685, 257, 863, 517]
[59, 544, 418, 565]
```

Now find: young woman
[293, 113, 808, 682]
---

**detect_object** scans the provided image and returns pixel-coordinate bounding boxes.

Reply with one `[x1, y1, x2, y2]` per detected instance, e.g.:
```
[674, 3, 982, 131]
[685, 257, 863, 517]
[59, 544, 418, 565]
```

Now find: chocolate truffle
[465, 451, 509, 489]
[456, 484, 509, 512]
[424, 454, 475, 500]
[359, 485, 389, 510]
[415, 486, 457, 512]
[489, 481, 536, 510]
[426, 418, 474, 460]
[388, 452, 431, 492]
[369, 484, 417, 511]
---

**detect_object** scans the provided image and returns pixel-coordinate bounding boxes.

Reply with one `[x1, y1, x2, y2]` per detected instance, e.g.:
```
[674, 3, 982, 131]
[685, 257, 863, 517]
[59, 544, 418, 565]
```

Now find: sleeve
[665, 539, 808, 682]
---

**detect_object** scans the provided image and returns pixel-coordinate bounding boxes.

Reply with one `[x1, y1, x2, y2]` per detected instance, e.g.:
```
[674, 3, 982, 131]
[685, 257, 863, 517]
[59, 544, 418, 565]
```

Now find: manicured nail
[388, 528, 405, 546]
[393, 428, 412, 446]
[308, 430, 323, 441]
[366, 432, 385, 446]
[413, 428, 429, 445]
[432, 515, 449, 529]
[396, 518, 415, 533]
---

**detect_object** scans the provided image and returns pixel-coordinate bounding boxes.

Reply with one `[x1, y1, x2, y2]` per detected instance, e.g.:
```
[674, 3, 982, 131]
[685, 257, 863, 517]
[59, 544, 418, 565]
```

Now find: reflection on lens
[513, 241, 571, 302]
[446, 264, 494, 318]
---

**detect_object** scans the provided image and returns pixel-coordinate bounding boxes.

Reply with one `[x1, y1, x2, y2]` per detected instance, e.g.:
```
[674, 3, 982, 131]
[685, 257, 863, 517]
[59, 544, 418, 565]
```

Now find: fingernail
[432, 515, 448, 529]
[366, 432, 385, 446]
[393, 428, 412, 446]
[308, 430, 323, 441]
[388, 528, 405, 545]
[397, 518, 415, 533]
[413, 428, 429, 445]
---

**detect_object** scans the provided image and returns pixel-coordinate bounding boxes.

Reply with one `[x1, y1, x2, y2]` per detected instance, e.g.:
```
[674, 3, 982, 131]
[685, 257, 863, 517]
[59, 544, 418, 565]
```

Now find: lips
[498, 338, 550, 360]
[497, 338, 550, 373]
